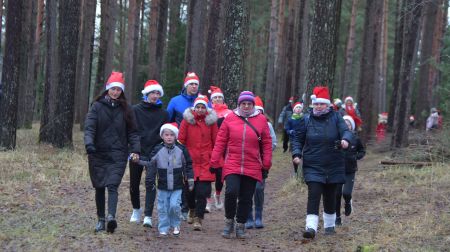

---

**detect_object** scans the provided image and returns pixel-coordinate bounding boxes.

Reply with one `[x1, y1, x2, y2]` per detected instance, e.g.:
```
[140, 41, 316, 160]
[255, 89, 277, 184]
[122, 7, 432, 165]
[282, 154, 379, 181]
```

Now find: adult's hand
[293, 157, 301, 165]
[209, 167, 216, 174]
[130, 153, 140, 162]
[262, 170, 269, 179]
[341, 140, 349, 149]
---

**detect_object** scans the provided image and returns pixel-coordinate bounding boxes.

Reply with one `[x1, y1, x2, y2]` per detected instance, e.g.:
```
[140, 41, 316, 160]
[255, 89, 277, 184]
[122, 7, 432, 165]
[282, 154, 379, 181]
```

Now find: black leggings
[215, 168, 223, 193]
[306, 182, 338, 215]
[186, 181, 212, 219]
[95, 184, 119, 218]
[224, 174, 257, 223]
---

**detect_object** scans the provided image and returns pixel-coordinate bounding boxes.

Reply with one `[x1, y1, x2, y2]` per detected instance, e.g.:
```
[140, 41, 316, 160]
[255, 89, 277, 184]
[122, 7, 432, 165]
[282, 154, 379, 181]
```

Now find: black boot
[335, 216, 342, 226]
[343, 194, 352, 216]
[222, 218, 235, 239]
[106, 214, 117, 233]
[324, 227, 336, 235]
[303, 228, 316, 239]
[95, 218, 105, 233]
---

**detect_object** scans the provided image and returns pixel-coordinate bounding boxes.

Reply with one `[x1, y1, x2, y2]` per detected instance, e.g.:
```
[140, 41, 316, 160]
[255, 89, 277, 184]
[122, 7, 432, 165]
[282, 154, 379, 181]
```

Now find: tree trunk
[415, 0, 440, 128]
[75, 0, 97, 129]
[222, 0, 249, 107]
[274, 0, 288, 120]
[125, 0, 142, 102]
[94, 0, 117, 97]
[379, 0, 388, 113]
[0, 0, 23, 150]
[148, 0, 169, 81]
[357, 0, 385, 143]
[17, 0, 36, 129]
[39, 0, 58, 144]
[305, 0, 342, 102]
[130, 0, 142, 104]
[118, 0, 126, 72]
[388, 0, 405, 132]
[392, 0, 423, 148]
[52, 0, 81, 148]
[203, 0, 222, 89]
[284, 0, 296, 103]
[297, 0, 310, 99]
[33, 0, 45, 119]
[169, 0, 181, 40]
[339, 0, 358, 98]
[264, 0, 279, 119]
[0, 0, 3, 49]
[432, 0, 448, 106]
[184, 0, 207, 80]
[291, 0, 308, 98]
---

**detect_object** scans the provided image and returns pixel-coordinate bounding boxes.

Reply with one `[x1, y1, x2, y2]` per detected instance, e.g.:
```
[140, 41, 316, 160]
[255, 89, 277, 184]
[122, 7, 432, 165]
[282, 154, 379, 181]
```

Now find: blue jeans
[157, 189, 182, 233]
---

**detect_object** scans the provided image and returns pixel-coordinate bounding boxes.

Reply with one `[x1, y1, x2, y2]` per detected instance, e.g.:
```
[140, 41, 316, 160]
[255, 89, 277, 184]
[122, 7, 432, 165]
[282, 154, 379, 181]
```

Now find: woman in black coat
[292, 87, 352, 239]
[84, 72, 140, 233]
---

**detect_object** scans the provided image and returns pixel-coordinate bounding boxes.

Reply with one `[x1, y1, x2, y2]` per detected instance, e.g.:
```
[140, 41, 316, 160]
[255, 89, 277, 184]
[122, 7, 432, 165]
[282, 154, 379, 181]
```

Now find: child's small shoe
[143, 216, 152, 228]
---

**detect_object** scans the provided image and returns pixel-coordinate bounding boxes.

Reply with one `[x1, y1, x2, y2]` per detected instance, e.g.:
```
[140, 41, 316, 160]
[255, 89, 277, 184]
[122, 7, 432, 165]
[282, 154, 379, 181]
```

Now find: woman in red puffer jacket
[178, 95, 218, 231]
[210, 91, 272, 239]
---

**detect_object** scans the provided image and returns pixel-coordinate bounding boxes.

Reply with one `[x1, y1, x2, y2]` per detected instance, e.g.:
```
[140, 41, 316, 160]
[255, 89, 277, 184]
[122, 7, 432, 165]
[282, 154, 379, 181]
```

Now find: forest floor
[1, 125, 450, 251]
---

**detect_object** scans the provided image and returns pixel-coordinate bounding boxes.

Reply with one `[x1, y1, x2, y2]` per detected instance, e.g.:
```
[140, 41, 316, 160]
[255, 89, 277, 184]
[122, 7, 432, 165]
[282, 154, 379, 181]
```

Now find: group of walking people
[84, 70, 365, 240]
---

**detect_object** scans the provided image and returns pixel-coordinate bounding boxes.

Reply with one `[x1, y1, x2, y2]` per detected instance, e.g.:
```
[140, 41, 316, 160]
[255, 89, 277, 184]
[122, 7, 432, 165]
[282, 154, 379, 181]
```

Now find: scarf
[345, 105, 363, 127]
[312, 107, 330, 117]
[237, 107, 255, 118]
[291, 113, 302, 120]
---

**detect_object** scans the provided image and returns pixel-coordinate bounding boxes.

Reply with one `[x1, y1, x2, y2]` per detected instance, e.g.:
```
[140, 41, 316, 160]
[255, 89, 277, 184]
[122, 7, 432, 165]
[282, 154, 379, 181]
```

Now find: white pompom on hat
[208, 85, 224, 99]
[184, 72, 200, 87]
[343, 115, 355, 131]
[193, 95, 209, 108]
[310, 86, 331, 105]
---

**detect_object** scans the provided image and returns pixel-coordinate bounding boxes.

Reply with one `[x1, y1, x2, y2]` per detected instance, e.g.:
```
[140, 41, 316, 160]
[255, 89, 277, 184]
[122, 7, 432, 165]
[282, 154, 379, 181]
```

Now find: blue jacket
[291, 110, 353, 184]
[166, 90, 198, 126]
[285, 114, 303, 138]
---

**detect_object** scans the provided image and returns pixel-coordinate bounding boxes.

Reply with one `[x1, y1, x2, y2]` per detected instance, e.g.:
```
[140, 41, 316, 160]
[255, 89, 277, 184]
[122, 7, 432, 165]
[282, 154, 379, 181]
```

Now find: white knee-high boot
[323, 212, 336, 228]
[305, 214, 319, 231]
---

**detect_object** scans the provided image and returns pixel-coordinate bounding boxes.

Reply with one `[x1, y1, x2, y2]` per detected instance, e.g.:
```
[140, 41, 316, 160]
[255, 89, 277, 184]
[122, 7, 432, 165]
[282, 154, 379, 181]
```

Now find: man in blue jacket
[167, 72, 200, 126]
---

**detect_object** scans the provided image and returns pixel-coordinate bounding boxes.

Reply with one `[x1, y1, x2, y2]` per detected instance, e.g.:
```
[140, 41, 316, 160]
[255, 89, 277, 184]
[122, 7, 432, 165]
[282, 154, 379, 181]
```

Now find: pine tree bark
[0, 0, 3, 48]
[94, 0, 117, 97]
[222, 0, 249, 107]
[284, 0, 296, 103]
[33, 0, 45, 118]
[203, 0, 223, 89]
[0, 0, 23, 150]
[432, 0, 448, 106]
[118, 0, 127, 72]
[357, 0, 385, 143]
[274, 0, 286, 121]
[264, 0, 279, 119]
[17, 0, 36, 129]
[339, 0, 358, 98]
[291, 0, 308, 97]
[392, 0, 423, 148]
[185, 0, 207, 79]
[148, 0, 169, 81]
[415, 0, 440, 128]
[125, 0, 141, 102]
[52, 0, 81, 148]
[75, 0, 97, 129]
[39, 0, 58, 143]
[305, 0, 342, 102]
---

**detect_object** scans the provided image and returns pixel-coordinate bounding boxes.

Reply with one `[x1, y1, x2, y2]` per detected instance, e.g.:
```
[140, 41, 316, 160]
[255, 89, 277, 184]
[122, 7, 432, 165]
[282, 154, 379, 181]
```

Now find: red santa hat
[184, 72, 200, 88]
[343, 115, 355, 131]
[293, 102, 303, 110]
[105, 71, 125, 91]
[160, 122, 179, 138]
[141, 80, 164, 97]
[254, 96, 264, 112]
[208, 86, 224, 99]
[193, 94, 209, 108]
[344, 96, 354, 103]
[310, 86, 331, 105]
[289, 96, 294, 103]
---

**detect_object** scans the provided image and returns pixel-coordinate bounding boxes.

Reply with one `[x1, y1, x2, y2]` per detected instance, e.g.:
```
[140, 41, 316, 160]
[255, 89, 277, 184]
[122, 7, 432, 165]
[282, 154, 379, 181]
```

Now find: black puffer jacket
[343, 133, 365, 174]
[291, 110, 353, 184]
[84, 97, 140, 188]
[132, 101, 169, 158]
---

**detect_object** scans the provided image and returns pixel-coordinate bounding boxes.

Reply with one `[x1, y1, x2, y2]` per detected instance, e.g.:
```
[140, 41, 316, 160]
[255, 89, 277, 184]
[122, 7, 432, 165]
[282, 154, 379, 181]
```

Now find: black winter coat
[84, 97, 140, 188]
[343, 133, 365, 174]
[291, 110, 353, 184]
[132, 101, 169, 158]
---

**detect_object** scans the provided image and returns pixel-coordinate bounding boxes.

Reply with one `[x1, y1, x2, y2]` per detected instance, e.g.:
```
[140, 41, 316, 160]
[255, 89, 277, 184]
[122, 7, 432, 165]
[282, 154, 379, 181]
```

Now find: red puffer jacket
[210, 110, 272, 182]
[178, 108, 218, 181]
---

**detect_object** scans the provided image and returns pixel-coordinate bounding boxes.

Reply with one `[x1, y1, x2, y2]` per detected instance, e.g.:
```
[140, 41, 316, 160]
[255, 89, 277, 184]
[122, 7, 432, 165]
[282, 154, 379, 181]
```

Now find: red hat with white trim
[344, 96, 354, 103]
[311, 86, 331, 105]
[160, 122, 179, 138]
[343, 115, 355, 131]
[105, 72, 125, 91]
[184, 72, 200, 88]
[293, 102, 303, 110]
[141, 80, 164, 97]
[255, 96, 264, 112]
[208, 86, 224, 99]
[193, 94, 209, 108]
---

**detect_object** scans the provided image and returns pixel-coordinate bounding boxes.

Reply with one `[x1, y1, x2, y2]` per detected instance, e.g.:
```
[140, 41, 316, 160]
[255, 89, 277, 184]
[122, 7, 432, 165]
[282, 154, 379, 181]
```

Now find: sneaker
[143, 216, 152, 228]
[245, 219, 254, 229]
[159, 231, 168, 237]
[95, 218, 106, 233]
[193, 217, 202, 231]
[303, 228, 316, 239]
[345, 200, 352, 216]
[205, 198, 213, 213]
[335, 216, 342, 226]
[214, 194, 223, 209]
[173, 226, 180, 235]
[324, 227, 336, 235]
[130, 208, 142, 223]
[187, 209, 195, 224]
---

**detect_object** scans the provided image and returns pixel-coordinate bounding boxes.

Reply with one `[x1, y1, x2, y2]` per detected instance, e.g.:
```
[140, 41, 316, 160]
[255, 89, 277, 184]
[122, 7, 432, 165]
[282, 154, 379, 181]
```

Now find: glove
[262, 170, 269, 179]
[188, 179, 195, 191]
[209, 167, 216, 174]
[86, 144, 96, 154]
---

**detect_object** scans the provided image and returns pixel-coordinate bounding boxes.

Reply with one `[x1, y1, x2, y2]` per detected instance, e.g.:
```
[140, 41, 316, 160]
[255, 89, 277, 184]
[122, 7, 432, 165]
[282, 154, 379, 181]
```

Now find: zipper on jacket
[241, 122, 247, 175]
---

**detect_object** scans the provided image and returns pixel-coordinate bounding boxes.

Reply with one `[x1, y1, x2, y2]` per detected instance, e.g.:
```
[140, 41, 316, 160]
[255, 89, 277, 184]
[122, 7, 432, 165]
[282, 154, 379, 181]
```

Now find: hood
[183, 107, 218, 126]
